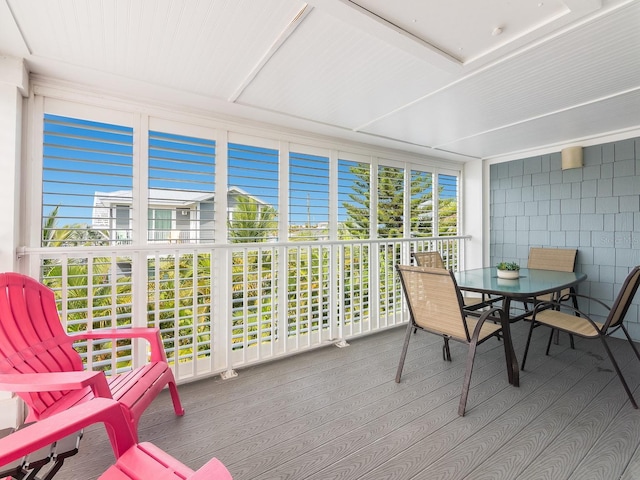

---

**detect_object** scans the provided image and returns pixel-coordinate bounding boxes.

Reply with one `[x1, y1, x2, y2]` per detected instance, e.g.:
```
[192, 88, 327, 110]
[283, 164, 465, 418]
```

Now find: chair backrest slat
[527, 247, 577, 272]
[412, 252, 445, 269]
[397, 265, 469, 341]
[606, 266, 640, 330]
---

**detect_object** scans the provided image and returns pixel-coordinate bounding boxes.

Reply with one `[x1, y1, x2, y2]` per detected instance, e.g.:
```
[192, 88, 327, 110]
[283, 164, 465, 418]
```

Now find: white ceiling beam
[228, 4, 313, 103]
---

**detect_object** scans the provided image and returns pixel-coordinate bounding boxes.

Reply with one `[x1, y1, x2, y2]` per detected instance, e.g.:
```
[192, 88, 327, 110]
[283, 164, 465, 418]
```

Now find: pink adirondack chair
[0, 272, 184, 441]
[0, 398, 232, 479]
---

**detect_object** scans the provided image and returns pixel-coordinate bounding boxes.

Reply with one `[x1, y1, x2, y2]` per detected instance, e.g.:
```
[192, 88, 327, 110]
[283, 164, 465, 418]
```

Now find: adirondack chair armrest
[72, 327, 168, 362]
[188, 458, 234, 480]
[0, 399, 136, 468]
[0, 371, 112, 398]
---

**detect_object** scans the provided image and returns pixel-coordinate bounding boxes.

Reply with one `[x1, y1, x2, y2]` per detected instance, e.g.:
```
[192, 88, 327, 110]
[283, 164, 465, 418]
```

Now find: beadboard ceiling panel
[345, 0, 603, 65]
[361, 1, 640, 153]
[440, 88, 640, 158]
[236, 7, 456, 129]
[1, 0, 638, 162]
[6, 0, 305, 98]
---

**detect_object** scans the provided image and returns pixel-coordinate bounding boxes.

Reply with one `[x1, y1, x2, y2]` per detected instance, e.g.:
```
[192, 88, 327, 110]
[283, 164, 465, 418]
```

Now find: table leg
[499, 312, 519, 387]
[503, 297, 511, 320]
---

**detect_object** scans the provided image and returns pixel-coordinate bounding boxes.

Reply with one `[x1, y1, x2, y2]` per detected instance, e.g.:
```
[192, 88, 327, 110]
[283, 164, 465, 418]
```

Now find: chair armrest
[189, 457, 233, 480]
[534, 292, 611, 317]
[473, 307, 508, 332]
[72, 328, 168, 362]
[0, 399, 136, 467]
[0, 371, 112, 399]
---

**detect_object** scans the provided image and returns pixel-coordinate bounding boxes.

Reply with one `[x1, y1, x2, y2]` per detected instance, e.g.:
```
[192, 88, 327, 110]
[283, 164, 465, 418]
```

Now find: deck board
[50, 321, 640, 480]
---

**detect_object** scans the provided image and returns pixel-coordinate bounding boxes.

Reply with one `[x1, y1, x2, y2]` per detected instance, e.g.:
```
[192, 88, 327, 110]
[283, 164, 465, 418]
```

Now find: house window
[148, 209, 172, 242]
[115, 205, 132, 243]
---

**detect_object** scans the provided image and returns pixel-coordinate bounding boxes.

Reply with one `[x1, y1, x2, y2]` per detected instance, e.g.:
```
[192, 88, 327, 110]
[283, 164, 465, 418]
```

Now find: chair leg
[550, 329, 574, 350]
[521, 319, 537, 371]
[545, 328, 555, 355]
[442, 337, 451, 362]
[396, 322, 414, 383]
[620, 324, 640, 362]
[571, 287, 580, 311]
[550, 328, 575, 349]
[168, 381, 185, 416]
[569, 288, 579, 349]
[458, 338, 479, 416]
[598, 335, 638, 409]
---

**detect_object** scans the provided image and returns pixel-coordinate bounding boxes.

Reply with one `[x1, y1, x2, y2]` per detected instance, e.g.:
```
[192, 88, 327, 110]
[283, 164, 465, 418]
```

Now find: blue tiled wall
[490, 137, 640, 337]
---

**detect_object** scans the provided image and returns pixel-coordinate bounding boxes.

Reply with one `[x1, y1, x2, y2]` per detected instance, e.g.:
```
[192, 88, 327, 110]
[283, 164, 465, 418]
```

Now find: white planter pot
[497, 269, 519, 280]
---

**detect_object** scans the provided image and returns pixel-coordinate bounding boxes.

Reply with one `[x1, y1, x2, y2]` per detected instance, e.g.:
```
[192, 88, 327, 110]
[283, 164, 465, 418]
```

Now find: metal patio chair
[395, 265, 519, 416]
[524, 247, 580, 346]
[521, 265, 640, 408]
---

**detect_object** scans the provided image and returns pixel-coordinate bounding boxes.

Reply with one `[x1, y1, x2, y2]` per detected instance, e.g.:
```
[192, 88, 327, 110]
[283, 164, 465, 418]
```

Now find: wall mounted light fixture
[561, 146, 583, 170]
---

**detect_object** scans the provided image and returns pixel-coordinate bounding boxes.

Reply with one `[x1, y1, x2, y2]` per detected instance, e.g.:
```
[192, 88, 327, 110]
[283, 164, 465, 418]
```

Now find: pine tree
[341, 165, 434, 238]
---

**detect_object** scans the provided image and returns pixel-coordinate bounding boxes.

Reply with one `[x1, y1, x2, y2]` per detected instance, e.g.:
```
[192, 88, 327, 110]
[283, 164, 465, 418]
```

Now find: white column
[462, 159, 486, 269]
[0, 55, 29, 428]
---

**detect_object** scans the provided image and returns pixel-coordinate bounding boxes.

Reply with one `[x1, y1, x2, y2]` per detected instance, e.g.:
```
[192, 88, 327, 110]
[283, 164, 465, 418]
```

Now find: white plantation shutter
[42, 114, 134, 246]
[148, 131, 216, 244]
[338, 159, 370, 240]
[286, 148, 331, 343]
[227, 141, 279, 242]
[377, 164, 404, 238]
[438, 173, 459, 236]
[227, 139, 280, 352]
[410, 169, 434, 237]
[289, 150, 329, 240]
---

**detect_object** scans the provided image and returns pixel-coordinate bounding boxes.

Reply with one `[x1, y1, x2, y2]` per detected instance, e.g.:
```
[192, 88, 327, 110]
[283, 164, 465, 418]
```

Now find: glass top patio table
[454, 267, 587, 322]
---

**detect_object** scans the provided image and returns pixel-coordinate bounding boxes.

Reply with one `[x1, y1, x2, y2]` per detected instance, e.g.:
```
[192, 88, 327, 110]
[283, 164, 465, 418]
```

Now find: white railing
[16, 236, 469, 383]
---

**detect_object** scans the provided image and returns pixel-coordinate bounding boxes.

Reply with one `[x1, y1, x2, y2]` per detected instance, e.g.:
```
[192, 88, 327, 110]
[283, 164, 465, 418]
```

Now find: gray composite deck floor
[55, 320, 640, 480]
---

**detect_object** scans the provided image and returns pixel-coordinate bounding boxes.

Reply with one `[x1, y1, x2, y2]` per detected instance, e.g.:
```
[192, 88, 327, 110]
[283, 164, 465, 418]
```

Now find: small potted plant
[496, 261, 520, 279]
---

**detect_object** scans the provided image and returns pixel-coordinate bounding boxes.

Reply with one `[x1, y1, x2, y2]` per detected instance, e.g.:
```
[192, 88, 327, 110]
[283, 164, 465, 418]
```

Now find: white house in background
[92, 186, 267, 244]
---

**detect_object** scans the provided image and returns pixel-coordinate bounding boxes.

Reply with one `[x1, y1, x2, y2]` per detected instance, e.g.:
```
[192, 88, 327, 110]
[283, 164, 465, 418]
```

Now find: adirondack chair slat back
[0, 273, 84, 415]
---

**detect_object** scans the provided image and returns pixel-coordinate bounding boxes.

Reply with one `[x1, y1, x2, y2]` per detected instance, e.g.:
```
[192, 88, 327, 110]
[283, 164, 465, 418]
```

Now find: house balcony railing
[16, 235, 469, 384]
